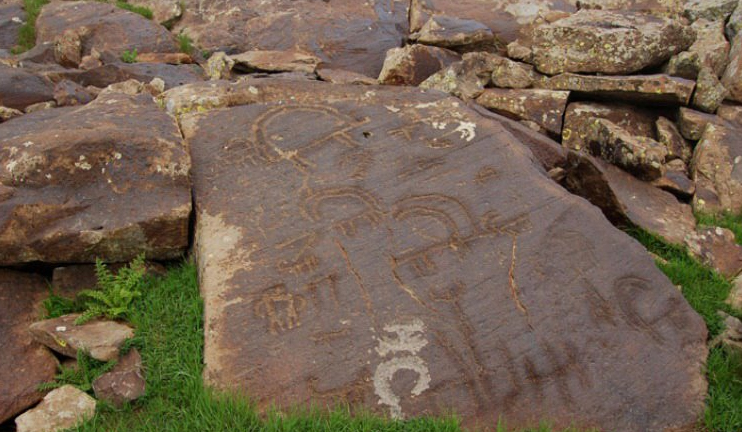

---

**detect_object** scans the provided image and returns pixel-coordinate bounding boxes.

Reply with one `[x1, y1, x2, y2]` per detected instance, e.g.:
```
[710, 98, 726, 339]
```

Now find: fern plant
[74, 255, 146, 325]
[39, 350, 117, 393]
[121, 48, 138, 63]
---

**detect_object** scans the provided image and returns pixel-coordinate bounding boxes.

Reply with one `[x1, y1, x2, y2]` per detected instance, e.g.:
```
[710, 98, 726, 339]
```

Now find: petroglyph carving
[304, 187, 385, 237]
[254, 284, 307, 335]
[613, 276, 684, 344]
[275, 233, 321, 274]
[303, 273, 340, 308]
[373, 319, 431, 419]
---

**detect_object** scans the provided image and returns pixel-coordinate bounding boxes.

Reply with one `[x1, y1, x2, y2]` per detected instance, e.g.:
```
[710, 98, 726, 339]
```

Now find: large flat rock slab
[0, 91, 191, 265]
[183, 79, 707, 432]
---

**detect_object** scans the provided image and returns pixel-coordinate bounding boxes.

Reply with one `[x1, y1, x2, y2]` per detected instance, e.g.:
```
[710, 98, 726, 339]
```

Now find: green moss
[177, 32, 193, 56]
[11, 0, 50, 54]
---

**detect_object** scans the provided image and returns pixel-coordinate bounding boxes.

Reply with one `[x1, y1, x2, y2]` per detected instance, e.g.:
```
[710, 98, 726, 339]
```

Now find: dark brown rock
[684, 227, 742, 278]
[691, 123, 742, 214]
[419, 51, 501, 99]
[656, 116, 693, 163]
[575, 0, 685, 16]
[410, 15, 496, 51]
[378, 45, 460, 86]
[128, 0, 182, 25]
[538, 73, 695, 105]
[36, 1, 179, 59]
[181, 78, 706, 432]
[231, 50, 322, 74]
[564, 153, 696, 245]
[0, 1, 23, 50]
[476, 88, 568, 137]
[665, 19, 730, 79]
[490, 56, 541, 89]
[0, 270, 58, 424]
[0, 92, 191, 265]
[29, 314, 134, 361]
[562, 102, 659, 151]
[530, 10, 694, 75]
[0, 64, 55, 110]
[53, 80, 94, 107]
[317, 68, 377, 86]
[14, 385, 96, 432]
[652, 159, 696, 199]
[678, 107, 723, 140]
[92, 349, 146, 407]
[46, 62, 205, 91]
[173, 0, 408, 78]
[684, 0, 738, 22]
[692, 68, 729, 113]
[722, 32, 742, 103]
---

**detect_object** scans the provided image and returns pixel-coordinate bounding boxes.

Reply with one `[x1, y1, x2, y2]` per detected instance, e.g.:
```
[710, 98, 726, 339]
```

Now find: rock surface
[411, 15, 495, 50]
[561, 101, 659, 151]
[0, 91, 191, 265]
[29, 314, 134, 361]
[684, 227, 742, 278]
[0, 1, 23, 50]
[538, 73, 695, 105]
[0, 65, 55, 110]
[15, 385, 96, 432]
[584, 119, 667, 180]
[230, 50, 322, 74]
[0, 270, 58, 425]
[92, 348, 146, 407]
[691, 123, 742, 214]
[529, 10, 694, 75]
[378, 45, 460, 86]
[665, 19, 730, 79]
[476, 88, 569, 136]
[722, 32, 742, 103]
[181, 78, 707, 432]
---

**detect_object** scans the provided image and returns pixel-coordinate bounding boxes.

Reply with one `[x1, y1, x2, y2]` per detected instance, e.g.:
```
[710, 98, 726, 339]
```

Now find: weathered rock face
[529, 10, 694, 75]
[174, 0, 409, 78]
[665, 19, 730, 79]
[128, 0, 182, 25]
[410, 15, 496, 51]
[684, 0, 738, 22]
[691, 123, 742, 214]
[92, 348, 146, 407]
[575, 0, 685, 16]
[419, 52, 500, 99]
[181, 78, 707, 432]
[0, 65, 55, 110]
[475, 88, 569, 136]
[692, 68, 729, 113]
[722, 32, 742, 103]
[378, 45, 460, 86]
[15, 385, 96, 432]
[30, 314, 134, 361]
[0, 1, 23, 50]
[678, 107, 723, 140]
[537, 73, 695, 105]
[561, 101, 659, 151]
[0, 270, 58, 425]
[231, 50, 322, 74]
[0, 92, 191, 265]
[36, 1, 180, 58]
[409, 0, 577, 44]
[584, 119, 667, 180]
[656, 116, 693, 163]
[728, 0, 742, 39]
[317, 68, 378, 86]
[684, 227, 742, 278]
[46, 63, 205, 91]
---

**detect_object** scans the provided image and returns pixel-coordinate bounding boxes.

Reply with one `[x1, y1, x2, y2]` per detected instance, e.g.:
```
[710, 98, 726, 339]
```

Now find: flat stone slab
[183, 79, 707, 432]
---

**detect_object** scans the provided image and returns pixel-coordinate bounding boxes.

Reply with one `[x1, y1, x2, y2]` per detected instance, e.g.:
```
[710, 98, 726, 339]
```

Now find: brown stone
[231, 50, 322, 74]
[0, 270, 58, 424]
[693, 68, 729, 113]
[15, 385, 96, 432]
[726, 274, 742, 309]
[45, 62, 205, 91]
[653, 159, 696, 199]
[584, 119, 668, 180]
[656, 116, 693, 164]
[718, 104, 742, 124]
[378, 45, 460, 86]
[92, 349, 146, 407]
[476, 88, 568, 137]
[419, 51, 500, 99]
[0, 1, 23, 50]
[491, 56, 541, 89]
[722, 32, 742, 103]
[180, 78, 706, 432]
[564, 153, 697, 245]
[24, 101, 56, 113]
[0, 105, 22, 122]
[728, 0, 742, 39]
[562, 102, 659, 151]
[530, 10, 694, 75]
[53, 27, 88, 68]
[0, 92, 191, 265]
[575, 0, 685, 16]
[36, 1, 180, 58]
[204, 52, 234, 80]
[29, 314, 134, 361]
[537, 73, 695, 105]
[135, 52, 193, 65]
[684, 227, 742, 278]
[678, 107, 723, 140]
[691, 123, 742, 214]
[665, 19, 730, 79]
[53, 80, 94, 107]
[410, 15, 496, 51]
[0, 65, 55, 110]
[51, 262, 165, 298]
[684, 0, 738, 22]
[317, 68, 377, 86]
[173, 0, 408, 78]
[128, 0, 182, 25]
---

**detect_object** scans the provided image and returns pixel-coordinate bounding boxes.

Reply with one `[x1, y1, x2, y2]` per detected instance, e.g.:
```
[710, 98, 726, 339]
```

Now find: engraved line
[334, 239, 375, 319]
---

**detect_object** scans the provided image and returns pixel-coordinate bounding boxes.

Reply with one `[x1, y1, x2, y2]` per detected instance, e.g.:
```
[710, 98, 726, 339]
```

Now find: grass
[177, 32, 193, 55]
[121, 48, 138, 63]
[114, 1, 153, 20]
[696, 212, 742, 246]
[11, 0, 49, 54]
[40, 350, 117, 394]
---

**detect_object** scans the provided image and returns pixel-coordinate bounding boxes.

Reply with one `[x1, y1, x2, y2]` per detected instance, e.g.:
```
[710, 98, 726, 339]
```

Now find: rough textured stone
[691, 123, 742, 214]
[53, 27, 87, 68]
[0, 92, 191, 265]
[656, 116, 693, 163]
[491, 56, 540, 89]
[684, 227, 742, 278]
[728, 0, 742, 39]
[714, 312, 742, 355]
[0, 1, 23, 50]
[45, 62, 205, 91]
[718, 105, 742, 124]
[128, 0, 182, 25]
[0, 65, 55, 110]
[678, 107, 723, 140]
[15, 385, 96, 432]
[173, 0, 408, 78]
[317, 68, 377, 85]
[564, 153, 696, 245]
[24, 100, 56, 113]
[411, 15, 496, 51]
[181, 78, 706, 432]
[530, 10, 694, 75]
[0, 105, 22, 122]
[36, 1, 179, 58]
[378, 45, 460, 86]
[30, 314, 134, 361]
[692, 68, 729, 113]
[205, 51, 234, 80]
[727, 274, 742, 309]
[665, 19, 730, 79]
[585, 119, 668, 180]
[684, 0, 738, 22]
[475, 88, 569, 136]
[575, 0, 685, 15]
[722, 33, 742, 103]
[537, 73, 695, 105]
[135, 52, 193, 65]
[0, 270, 58, 425]
[230, 50, 322, 74]
[419, 51, 500, 99]
[92, 349, 146, 407]
[562, 102, 659, 151]
[53, 79, 94, 107]
[652, 160, 696, 199]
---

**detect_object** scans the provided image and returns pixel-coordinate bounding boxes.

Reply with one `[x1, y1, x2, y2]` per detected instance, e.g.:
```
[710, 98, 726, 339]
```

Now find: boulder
[45, 62, 205, 91]
[419, 51, 500, 99]
[475, 88, 569, 137]
[230, 50, 322, 74]
[529, 10, 694, 75]
[181, 78, 706, 432]
[684, 227, 742, 278]
[691, 123, 742, 214]
[15, 385, 96, 432]
[0, 270, 58, 424]
[678, 107, 724, 140]
[36, 1, 179, 58]
[684, 0, 738, 22]
[410, 15, 496, 51]
[563, 154, 696, 245]
[537, 73, 695, 105]
[722, 32, 742, 103]
[562, 102, 659, 151]
[728, 0, 742, 39]
[128, 0, 182, 25]
[0, 65, 55, 110]
[378, 45, 460, 86]
[0, 92, 191, 265]
[0, 1, 23, 50]
[584, 119, 667, 180]
[92, 348, 146, 407]
[29, 314, 134, 361]
[665, 19, 730, 79]
[652, 160, 696, 199]
[317, 68, 377, 86]
[490, 56, 540, 89]
[692, 68, 729, 113]
[53, 79, 94, 107]
[656, 116, 693, 163]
